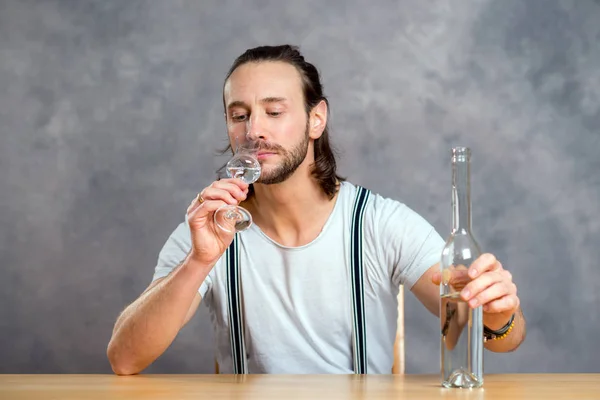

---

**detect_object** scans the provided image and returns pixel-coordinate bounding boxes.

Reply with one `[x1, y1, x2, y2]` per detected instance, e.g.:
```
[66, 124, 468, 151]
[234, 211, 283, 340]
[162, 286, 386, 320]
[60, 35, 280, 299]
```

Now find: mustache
[246, 140, 284, 153]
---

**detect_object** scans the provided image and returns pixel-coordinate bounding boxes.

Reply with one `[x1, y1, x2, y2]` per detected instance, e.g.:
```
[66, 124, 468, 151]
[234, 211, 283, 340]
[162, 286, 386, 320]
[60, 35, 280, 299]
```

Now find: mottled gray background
[1, 0, 599, 374]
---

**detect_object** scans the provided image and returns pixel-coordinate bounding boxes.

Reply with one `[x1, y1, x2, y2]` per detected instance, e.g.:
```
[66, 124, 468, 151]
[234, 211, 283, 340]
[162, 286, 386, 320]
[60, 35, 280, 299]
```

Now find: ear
[308, 100, 328, 140]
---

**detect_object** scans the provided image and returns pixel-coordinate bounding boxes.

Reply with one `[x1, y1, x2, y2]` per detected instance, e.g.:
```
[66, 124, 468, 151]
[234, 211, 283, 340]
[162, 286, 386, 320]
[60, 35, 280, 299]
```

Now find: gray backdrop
[1, 0, 599, 374]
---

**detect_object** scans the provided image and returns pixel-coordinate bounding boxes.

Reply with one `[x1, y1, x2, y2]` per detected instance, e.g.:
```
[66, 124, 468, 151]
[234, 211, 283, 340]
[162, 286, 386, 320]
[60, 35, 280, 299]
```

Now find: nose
[245, 115, 266, 142]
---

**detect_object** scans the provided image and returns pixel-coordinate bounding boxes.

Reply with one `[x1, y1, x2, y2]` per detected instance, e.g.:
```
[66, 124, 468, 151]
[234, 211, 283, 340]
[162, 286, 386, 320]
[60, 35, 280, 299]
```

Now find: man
[107, 45, 526, 375]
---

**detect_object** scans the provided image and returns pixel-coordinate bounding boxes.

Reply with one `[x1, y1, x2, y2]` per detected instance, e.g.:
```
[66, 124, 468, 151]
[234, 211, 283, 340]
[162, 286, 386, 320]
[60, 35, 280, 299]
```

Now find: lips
[256, 151, 277, 159]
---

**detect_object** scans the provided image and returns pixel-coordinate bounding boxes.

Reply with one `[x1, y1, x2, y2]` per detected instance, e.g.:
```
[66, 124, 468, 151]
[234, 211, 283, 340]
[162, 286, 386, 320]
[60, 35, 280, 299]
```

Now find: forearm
[107, 254, 212, 375]
[441, 300, 470, 350]
[484, 308, 526, 352]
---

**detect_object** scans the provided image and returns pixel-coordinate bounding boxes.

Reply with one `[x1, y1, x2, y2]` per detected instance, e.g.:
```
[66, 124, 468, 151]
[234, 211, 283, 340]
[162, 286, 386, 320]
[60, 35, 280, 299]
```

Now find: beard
[256, 124, 310, 185]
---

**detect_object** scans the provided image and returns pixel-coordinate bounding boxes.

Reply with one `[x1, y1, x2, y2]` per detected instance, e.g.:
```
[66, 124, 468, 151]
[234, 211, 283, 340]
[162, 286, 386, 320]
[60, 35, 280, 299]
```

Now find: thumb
[431, 271, 442, 285]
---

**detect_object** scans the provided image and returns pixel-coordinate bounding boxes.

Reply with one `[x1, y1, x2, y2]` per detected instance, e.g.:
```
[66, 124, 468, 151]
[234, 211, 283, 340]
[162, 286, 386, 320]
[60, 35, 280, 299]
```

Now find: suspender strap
[225, 233, 247, 374]
[350, 185, 371, 374]
[225, 186, 371, 374]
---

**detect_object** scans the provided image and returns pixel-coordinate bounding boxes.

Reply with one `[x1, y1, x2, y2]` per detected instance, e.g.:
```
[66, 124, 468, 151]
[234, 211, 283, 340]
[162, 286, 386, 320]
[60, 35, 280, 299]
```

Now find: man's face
[223, 61, 311, 184]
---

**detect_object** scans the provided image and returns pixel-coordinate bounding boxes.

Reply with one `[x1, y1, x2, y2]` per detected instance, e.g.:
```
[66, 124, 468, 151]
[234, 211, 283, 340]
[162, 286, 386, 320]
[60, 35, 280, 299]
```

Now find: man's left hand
[432, 253, 519, 330]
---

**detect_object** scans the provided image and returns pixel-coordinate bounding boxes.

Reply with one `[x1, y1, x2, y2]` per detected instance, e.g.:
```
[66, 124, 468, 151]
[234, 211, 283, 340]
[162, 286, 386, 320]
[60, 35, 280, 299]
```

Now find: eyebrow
[227, 97, 288, 110]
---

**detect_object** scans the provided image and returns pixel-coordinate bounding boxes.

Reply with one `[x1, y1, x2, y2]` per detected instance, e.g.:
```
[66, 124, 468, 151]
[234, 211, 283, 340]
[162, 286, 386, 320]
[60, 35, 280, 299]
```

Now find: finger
[209, 182, 248, 202]
[187, 193, 205, 215]
[467, 281, 512, 309]
[216, 178, 249, 192]
[433, 269, 470, 287]
[188, 199, 237, 241]
[201, 187, 242, 205]
[483, 295, 520, 313]
[468, 253, 500, 279]
[461, 271, 505, 302]
[445, 268, 471, 290]
[190, 198, 229, 219]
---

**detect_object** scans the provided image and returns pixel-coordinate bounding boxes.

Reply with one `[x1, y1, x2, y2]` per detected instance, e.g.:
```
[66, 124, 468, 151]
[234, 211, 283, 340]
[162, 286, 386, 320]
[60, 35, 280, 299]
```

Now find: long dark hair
[221, 44, 345, 199]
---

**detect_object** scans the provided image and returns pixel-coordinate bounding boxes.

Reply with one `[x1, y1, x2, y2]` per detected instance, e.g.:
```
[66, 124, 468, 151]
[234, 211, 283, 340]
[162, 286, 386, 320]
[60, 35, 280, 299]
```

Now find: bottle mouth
[451, 146, 471, 162]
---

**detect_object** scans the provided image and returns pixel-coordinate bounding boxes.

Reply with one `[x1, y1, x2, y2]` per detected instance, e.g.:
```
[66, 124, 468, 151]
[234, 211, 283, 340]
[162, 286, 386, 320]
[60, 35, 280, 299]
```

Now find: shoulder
[340, 181, 439, 238]
[343, 183, 444, 287]
[339, 181, 411, 219]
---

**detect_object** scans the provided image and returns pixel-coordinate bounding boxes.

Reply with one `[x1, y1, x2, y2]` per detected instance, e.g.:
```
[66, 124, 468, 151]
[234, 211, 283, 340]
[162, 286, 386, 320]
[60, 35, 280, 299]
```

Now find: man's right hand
[186, 178, 249, 266]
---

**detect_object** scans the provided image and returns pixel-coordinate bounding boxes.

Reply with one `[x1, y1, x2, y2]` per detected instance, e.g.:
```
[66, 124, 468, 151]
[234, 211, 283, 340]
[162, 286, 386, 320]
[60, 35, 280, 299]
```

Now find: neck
[452, 155, 471, 233]
[243, 163, 338, 247]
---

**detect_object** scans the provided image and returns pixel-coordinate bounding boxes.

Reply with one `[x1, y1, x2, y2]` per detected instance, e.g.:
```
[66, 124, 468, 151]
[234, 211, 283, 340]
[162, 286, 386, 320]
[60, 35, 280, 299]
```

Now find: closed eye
[231, 114, 247, 122]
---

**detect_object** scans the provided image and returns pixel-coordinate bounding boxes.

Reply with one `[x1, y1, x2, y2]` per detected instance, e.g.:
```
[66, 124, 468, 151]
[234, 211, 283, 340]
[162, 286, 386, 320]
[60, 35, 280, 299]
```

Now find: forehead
[224, 61, 304, 106]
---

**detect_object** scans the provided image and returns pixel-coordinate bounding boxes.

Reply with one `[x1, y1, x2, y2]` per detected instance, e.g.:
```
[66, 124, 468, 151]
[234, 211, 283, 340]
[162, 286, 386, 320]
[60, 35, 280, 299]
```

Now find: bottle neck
[452, 156, 471, 233]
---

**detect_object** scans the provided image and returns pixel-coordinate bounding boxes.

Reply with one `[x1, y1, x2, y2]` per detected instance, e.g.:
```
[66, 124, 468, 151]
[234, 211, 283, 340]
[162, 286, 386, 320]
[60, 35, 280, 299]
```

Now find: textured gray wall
[1, 0, 599, 374]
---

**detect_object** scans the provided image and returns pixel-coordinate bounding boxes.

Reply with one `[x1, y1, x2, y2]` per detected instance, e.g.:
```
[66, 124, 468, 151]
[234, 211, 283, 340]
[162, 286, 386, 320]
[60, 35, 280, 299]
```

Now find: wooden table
[1, 374, 599, 399]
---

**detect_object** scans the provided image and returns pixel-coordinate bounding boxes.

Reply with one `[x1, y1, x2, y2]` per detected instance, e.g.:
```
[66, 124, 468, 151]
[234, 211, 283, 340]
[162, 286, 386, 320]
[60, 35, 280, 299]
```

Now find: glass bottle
[440, 146, 484, 388]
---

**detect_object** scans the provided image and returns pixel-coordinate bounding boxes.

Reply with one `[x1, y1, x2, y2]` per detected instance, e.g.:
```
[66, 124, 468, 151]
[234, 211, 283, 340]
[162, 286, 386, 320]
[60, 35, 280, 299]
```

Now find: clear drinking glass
[440, 146, 484, 388]
[213, 140, 261, 233]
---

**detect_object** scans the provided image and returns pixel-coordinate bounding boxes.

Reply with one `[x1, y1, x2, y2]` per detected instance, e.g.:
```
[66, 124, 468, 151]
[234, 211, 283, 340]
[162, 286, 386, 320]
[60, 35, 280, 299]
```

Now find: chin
[257, 165, 277, 180]
[256, 171, 289, 185]
[256, 176, 280, 185]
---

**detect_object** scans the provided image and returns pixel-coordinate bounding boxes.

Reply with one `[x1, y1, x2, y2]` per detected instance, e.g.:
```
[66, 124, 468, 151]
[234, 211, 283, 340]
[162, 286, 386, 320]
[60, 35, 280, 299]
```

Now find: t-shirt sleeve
[370, 194, 445, 289]
[152, 216, 213, 299]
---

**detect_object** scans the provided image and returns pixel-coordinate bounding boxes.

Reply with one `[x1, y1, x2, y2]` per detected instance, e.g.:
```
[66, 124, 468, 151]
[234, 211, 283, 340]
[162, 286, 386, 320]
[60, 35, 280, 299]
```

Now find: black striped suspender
[225, 186, 371, 374]
[225, 233, 247, 374]
[349, 185, 370, 374]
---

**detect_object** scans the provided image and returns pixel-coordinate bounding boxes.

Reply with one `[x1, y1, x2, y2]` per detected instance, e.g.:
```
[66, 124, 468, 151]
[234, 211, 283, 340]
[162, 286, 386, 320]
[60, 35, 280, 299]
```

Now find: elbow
[107, 340, 142, 376]
[111, 365, 141, 376]
[110, 361, 141, 376]
[111, 364, 140, 376]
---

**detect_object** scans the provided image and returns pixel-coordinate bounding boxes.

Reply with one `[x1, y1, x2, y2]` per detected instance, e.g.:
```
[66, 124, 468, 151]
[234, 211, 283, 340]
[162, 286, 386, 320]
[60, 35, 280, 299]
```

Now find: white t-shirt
[152, 181, 444, 374]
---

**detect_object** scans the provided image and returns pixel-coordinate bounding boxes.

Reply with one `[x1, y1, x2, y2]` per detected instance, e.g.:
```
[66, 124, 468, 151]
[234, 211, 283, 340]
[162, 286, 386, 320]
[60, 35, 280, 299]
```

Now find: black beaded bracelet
[483, 313, 516, 342]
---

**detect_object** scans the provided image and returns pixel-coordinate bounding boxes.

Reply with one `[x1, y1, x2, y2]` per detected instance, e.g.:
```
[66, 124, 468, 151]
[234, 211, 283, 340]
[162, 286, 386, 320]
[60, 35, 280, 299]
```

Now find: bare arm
[106, 253, 210, 375]
[106, 177, 249, 375]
